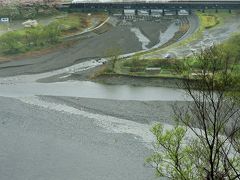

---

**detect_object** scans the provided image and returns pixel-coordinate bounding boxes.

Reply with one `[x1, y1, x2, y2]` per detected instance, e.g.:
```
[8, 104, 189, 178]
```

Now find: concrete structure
[0, 18, 9, 23]
[58, 1, 240, 15]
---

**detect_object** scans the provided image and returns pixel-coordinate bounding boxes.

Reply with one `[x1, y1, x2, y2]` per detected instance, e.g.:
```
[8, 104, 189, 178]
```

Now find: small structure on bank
[0, 18, 9, 23]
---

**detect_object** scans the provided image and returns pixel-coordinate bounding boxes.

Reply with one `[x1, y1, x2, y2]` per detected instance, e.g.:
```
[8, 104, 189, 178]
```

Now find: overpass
[59, 1, 240, 15]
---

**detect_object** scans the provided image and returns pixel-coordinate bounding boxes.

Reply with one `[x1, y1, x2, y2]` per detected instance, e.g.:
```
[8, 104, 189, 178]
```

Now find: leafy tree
[105, 47, 122, 71]
[147, 46, 240, 180]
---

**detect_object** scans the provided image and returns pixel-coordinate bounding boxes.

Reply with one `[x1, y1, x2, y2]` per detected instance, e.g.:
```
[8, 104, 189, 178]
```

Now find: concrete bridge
[59, 1, 240, 15]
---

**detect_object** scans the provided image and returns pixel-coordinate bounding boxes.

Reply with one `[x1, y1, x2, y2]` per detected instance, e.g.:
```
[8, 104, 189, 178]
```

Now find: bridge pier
[175, 9, 179, 16]
[229, 9, 232, 13]
[188, 9, 192, 15]
[107, 9, 112, 15]
[215, 8, 218, 13]
[148, 9, 152, 16]
[135, 9, 138, 16]
[121, 9, 125, 16]
[63, 2, 240, 16]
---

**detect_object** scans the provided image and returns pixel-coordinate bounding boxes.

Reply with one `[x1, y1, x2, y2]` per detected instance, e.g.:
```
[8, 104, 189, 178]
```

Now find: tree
[105, 47, 122, 71]
[146, 46, 240, 180]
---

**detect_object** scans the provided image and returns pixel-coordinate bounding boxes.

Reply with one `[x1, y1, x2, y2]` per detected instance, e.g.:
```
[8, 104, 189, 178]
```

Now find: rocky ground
[0, 95, 189, 180]
[0, 96, 153, 180]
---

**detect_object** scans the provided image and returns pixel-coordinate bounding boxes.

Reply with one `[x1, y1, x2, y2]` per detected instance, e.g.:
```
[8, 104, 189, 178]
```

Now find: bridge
[59, 1, 240, 15]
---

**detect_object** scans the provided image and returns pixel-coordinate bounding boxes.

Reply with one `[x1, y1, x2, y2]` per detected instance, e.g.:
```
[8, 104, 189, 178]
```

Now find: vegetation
[198, 13, 219, 29]
[113, 57, 181, 77]
[0, 0, 61, 20]
[104, 11, 228, 79]
[165, 12, 220, 48]
[146, 46, 240, 179]
[0, 12, 107, 55]
[55, 13, 88, 35]
[0, 22, 61, 54]
[109, 27, 240, 79]
[142, 11, 229, 60]
[174, 12, 219, 47]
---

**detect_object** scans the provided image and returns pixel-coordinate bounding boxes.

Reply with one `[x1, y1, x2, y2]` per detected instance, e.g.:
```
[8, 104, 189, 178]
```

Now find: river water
[0, 56, 189, 101]
[0, 80, 189, 101]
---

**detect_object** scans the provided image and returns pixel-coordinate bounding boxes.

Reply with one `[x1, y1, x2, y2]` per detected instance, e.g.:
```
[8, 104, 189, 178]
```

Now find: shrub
[0, 31, 26, 54]
[0, 22, 61, 55]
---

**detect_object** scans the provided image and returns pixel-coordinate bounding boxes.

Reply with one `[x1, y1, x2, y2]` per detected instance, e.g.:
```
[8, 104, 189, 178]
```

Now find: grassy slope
[56, 12, 107, 36]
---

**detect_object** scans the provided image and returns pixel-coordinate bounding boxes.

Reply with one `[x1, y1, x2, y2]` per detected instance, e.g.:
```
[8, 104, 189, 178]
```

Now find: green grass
[199, 13, 219, 29]
[0, 12, 108, 55]
[0, 23, 61, 55]
[164, 13, 219, 48]
[55, 13, 83, 34]
[111, 57, 184, 78]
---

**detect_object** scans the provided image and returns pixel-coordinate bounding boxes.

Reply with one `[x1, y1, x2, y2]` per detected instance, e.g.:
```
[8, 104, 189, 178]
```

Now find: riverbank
[0, 11, 239, 88]
[89, 11, 240, 87]
[0, 15, 180, 77]
[45, 64, 182, 88]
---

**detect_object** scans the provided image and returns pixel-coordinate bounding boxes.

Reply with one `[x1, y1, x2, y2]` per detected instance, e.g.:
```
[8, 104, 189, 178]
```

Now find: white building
[0, 18, 9, 23]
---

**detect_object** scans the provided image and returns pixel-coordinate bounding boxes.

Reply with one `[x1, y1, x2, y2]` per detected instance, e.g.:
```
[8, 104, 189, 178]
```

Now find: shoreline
[0, 15, 183, 78]
[37, 63, 183, 88]
[1, 12, 238, 88]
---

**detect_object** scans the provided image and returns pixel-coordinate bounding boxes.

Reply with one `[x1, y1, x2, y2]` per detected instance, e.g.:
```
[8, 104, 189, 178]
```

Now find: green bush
[0, 31, 26, 54]
[0, 22, 61, 55]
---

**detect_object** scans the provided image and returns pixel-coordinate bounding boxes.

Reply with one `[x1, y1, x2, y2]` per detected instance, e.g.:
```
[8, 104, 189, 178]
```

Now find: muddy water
[0, 17, 190, 102]
[0, 80, 189, 101]
[0, 57, 189, 101]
